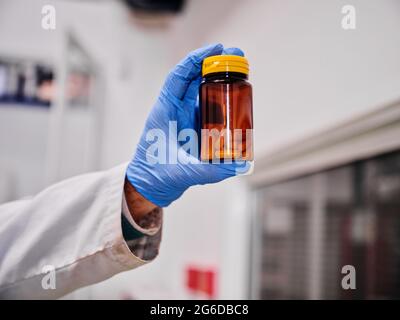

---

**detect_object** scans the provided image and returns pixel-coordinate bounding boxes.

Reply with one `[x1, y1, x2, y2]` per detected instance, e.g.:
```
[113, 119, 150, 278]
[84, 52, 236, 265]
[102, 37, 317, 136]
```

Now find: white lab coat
[0, 164, 160, 299]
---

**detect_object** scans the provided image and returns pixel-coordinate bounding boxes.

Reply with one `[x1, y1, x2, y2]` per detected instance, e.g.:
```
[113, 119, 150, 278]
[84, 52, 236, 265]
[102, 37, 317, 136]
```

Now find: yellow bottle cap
[202, 55, 249, 77]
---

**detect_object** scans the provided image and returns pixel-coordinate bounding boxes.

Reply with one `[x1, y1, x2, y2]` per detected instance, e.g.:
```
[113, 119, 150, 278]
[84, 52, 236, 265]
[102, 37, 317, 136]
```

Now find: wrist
[124, 178, 158, 221]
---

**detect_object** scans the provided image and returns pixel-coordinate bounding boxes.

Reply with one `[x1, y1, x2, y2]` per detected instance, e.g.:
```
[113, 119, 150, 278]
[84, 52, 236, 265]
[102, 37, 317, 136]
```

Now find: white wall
[1, 0, 400, 299]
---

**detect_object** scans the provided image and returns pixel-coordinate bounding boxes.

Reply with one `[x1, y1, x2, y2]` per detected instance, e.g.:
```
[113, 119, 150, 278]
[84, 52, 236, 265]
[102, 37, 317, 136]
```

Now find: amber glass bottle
[200, 55, 253, 162]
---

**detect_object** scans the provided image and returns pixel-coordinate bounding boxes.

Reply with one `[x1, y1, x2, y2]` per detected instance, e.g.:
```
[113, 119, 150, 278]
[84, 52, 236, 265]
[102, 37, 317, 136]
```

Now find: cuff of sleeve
[120, 180, 163, 261]
[106, 163, 162, 267]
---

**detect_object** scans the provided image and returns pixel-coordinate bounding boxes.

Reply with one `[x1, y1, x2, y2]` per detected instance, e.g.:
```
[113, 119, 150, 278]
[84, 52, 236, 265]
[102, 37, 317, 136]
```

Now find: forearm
[0, 164, 162, 299]
[124, 179, 158, 223]
[121, 179, 163, 261]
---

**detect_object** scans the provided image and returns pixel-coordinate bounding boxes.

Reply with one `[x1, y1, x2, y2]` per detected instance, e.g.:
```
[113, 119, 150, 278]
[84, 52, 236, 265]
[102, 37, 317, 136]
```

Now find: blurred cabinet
[249, 101, 400, 299]
[46, 34, 103, 183]
[0, 32, 103, 200]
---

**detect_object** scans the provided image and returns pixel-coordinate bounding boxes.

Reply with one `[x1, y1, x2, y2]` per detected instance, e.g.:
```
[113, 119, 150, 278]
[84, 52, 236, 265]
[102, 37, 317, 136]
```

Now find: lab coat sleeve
[0, 163, 162, 299]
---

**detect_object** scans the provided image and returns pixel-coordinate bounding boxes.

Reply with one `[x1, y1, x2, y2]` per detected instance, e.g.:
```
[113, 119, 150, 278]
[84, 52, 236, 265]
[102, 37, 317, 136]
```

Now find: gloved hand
[127, 44, 249, 207]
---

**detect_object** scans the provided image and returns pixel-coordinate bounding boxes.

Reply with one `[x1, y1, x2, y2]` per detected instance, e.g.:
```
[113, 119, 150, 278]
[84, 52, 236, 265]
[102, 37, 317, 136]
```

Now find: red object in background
[186, 266, 216, 298]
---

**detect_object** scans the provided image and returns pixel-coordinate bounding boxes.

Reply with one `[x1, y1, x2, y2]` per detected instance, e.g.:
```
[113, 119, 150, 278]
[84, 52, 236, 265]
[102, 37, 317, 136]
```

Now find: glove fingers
[164, 43, 223, 101]
[194, 161, 251, 184]
[211, 160, 251, 176]
[223, 47, 245, 56]
[179, 149, 251, 179]
[183, 76, 202, 104]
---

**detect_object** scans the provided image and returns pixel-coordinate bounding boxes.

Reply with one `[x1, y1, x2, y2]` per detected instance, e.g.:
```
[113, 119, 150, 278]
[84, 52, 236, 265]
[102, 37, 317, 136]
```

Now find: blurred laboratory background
[0, 0, 400, 299]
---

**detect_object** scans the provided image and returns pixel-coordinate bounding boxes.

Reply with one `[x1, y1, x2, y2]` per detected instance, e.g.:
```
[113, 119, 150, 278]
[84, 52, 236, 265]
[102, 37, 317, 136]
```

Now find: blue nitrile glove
[126, 44, 249, 207]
